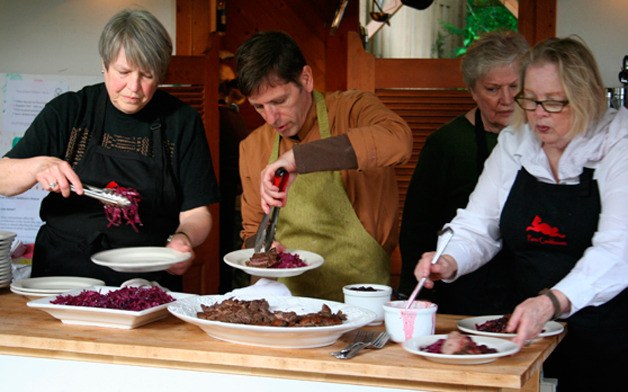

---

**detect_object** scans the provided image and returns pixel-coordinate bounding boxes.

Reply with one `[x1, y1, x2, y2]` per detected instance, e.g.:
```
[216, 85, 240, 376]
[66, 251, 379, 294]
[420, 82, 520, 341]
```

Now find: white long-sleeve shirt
[442, 107, 628, 317]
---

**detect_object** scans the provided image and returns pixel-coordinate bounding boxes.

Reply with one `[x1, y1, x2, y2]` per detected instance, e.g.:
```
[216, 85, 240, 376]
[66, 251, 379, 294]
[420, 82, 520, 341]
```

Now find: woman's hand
[0, 156, 82, 197]
[34, 157, 83, 197]
[165, 232, 195, 275]
[506, 290, 568, 348]
[413, 252, 458, 289]
[165, 206, 212, 275]
[260, 150, 297, 214]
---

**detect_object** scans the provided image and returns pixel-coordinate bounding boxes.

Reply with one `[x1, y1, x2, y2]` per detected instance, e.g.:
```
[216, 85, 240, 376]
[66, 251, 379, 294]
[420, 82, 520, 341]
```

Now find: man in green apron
[235, 31, 412, 301]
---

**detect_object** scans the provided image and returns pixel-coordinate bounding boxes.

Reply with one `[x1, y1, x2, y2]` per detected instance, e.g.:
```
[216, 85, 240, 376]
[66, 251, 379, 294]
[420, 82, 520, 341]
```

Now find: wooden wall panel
[175, 0, 212, 55]
[376, 89, 476, 225]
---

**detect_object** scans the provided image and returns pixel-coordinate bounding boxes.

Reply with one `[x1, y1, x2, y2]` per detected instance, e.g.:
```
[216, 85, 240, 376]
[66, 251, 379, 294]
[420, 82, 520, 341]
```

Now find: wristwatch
[539, 288, 562, 320]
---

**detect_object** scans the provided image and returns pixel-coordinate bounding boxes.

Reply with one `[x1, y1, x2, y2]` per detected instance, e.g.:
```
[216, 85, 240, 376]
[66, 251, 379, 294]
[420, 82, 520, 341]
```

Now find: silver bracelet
[167, 231, 191, 244]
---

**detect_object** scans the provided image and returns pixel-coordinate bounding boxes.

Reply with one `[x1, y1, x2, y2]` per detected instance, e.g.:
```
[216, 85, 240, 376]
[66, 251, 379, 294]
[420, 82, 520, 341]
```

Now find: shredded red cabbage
[51, 286, 174, 311]
[271, 251, 308, 269]
[102, 181, 143, 232]
[421, 339, 445, 353]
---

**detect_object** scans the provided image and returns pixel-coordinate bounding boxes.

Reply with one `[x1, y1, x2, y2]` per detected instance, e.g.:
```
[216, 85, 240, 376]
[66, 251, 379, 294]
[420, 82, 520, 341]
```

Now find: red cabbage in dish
[51, 286, 174, 311]
[247, 249, 307, 269]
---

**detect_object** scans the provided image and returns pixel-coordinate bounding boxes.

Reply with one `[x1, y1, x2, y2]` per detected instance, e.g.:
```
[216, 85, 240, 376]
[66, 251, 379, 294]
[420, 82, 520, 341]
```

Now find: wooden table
[0, 291, 563, 391]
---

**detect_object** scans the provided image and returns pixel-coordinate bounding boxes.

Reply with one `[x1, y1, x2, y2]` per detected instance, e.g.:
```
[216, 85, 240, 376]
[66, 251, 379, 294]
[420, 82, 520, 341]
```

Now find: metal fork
[333, 331, 390, 359]
[330, 330, 378, 357]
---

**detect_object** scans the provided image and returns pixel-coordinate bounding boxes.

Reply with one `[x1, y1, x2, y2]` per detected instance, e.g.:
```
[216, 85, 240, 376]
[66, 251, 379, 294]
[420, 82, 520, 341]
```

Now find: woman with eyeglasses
[413, 36, 627, 391]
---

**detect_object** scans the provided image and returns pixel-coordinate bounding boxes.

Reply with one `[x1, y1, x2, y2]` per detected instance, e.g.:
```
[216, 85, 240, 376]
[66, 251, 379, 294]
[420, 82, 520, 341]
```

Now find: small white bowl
[343, 283, 392, 326]
[384, 300, 437, 343]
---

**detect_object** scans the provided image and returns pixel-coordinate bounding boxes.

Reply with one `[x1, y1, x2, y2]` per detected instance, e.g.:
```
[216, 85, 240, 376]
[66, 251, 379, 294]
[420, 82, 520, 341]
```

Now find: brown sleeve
[293, 134, 358, 173]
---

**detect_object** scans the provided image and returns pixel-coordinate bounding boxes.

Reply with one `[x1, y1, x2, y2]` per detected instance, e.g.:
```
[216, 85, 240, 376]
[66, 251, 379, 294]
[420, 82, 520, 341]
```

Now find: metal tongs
[253, 168, 289, 253]
[70, 184, 131, 207]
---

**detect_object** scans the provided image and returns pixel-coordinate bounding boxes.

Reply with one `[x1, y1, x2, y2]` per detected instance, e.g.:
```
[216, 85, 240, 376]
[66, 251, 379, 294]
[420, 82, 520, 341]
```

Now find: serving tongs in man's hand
[253, 168, 289, 253]
[70, 184, 131, 207]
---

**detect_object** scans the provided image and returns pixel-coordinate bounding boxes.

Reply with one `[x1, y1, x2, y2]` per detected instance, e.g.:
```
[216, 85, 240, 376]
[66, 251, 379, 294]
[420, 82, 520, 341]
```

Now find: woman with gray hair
[0, 9, 219, 291]
[399, 31, 529, 315]
[414, 36, 628, 391]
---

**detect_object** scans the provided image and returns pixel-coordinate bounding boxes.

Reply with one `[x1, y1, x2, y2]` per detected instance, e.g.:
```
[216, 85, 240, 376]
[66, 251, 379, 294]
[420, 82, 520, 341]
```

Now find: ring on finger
[48, 181, 58, 190]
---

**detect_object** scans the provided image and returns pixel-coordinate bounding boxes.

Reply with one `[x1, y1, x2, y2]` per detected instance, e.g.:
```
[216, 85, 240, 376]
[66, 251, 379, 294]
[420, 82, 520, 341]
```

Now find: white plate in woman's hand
[91, 247, 191, 272]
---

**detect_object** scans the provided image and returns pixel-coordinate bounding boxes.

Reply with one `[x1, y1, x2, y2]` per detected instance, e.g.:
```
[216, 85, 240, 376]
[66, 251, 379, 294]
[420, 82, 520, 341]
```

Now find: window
[360, 0, 518, 58]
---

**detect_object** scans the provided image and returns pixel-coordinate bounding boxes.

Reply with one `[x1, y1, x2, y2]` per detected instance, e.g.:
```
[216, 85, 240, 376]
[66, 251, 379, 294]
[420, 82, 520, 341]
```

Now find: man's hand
[260, 150, 297, 214]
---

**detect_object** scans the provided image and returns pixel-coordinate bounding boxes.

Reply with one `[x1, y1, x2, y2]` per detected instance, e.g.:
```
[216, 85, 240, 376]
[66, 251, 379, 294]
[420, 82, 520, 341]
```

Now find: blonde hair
[512, 36, 607, 137]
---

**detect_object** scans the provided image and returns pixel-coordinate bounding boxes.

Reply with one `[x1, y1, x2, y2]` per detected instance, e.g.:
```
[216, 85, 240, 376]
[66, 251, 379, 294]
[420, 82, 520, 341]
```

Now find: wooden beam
[175, 0, 213, 55]
[518, 0, 556, 45]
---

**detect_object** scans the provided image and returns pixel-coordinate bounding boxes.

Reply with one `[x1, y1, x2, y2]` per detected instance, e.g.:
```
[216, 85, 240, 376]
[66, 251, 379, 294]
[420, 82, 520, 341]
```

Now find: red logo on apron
[525, 215, 567, 246]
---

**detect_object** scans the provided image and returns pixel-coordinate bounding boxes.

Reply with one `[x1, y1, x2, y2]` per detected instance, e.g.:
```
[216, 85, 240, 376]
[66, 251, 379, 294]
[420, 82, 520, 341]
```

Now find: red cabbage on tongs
[102, 181, 143, 232]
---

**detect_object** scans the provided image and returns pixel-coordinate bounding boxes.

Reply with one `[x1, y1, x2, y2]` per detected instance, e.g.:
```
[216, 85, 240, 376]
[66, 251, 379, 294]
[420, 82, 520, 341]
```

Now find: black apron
[32, 90, 183, 290]
[500, 167, 628, 392]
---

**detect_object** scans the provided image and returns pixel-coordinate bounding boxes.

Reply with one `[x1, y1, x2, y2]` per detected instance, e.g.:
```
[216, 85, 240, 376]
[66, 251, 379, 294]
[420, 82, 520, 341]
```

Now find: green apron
[272, 91, 390, 301]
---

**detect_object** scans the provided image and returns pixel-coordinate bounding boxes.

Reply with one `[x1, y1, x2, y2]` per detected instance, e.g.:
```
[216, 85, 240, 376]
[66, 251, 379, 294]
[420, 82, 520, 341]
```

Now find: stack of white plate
[0, 231, 17, 288]
[10, 276, 105, 299]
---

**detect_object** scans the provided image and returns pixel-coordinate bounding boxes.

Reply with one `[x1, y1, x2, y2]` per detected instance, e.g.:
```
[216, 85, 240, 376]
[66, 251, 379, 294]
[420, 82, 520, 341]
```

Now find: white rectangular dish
[27, 286, 195, 329]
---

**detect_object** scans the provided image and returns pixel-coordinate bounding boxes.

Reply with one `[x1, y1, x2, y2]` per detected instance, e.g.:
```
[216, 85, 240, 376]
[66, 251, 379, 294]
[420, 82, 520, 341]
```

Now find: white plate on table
[223, 248, 324, 278]
[10, 276, 106, 298]
[403, 334, 520, 365]
[457, 315, 564, 338]
[27, 286, 195, 329]
[91, 247, 191, 273]
[168, 295, 376, 348]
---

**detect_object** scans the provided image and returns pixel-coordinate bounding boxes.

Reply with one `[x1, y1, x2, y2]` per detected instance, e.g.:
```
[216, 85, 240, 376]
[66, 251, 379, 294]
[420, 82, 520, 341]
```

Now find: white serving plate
[223, 248, 324, 278]
[403, 334, 520, 365]
[27, 286, 195, 329]
[168, 295, 376, 348]
[0, 230, 17, 241]
[457, 315, 564, 338]
[11, 276, 105, 294]
[91, 247, 191, 273]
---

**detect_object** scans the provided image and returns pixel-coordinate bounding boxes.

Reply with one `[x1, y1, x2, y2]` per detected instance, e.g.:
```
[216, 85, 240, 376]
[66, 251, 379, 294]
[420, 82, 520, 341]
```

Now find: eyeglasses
[515, 96, 569, 113]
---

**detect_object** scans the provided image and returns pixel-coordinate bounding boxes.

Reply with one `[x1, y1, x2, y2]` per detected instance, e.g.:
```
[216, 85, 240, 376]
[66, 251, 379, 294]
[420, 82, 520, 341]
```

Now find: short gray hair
[98, 9, 172, 82]
[461, 30, 529, 90]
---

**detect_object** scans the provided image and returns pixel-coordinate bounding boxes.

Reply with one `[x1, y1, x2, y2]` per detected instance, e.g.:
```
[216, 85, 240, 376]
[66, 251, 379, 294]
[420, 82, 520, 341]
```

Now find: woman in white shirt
[414, 36, 628, 392]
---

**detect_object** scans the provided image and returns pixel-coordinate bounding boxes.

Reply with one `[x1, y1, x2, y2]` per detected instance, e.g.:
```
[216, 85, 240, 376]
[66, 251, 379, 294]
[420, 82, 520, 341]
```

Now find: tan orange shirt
[239, 90, 412, 254]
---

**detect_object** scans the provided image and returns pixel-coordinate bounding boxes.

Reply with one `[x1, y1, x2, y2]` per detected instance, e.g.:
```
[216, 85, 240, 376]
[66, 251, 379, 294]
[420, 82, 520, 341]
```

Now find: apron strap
[313, 90, 331, 138]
